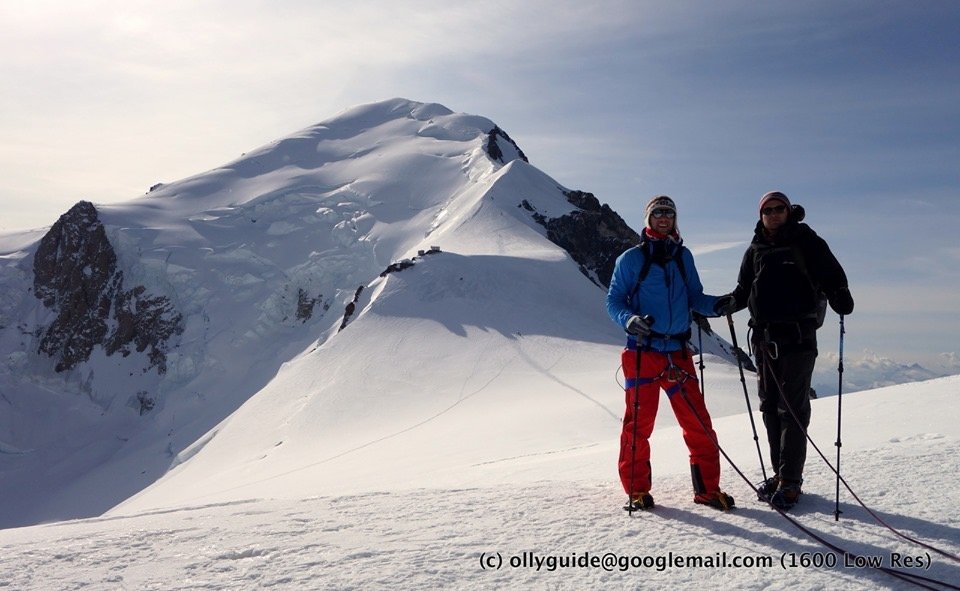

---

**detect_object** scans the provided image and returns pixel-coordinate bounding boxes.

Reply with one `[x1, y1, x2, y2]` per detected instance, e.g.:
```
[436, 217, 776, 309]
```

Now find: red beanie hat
[759, 191, 791, 215]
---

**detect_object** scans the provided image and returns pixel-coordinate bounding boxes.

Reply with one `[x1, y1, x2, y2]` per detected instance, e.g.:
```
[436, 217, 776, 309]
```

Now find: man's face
[760, 200, 788, 232]
[650, 208, 675, 234]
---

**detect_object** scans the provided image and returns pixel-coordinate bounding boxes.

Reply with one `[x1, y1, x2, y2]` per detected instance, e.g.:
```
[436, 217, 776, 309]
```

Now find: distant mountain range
[812, 349, 958, 397]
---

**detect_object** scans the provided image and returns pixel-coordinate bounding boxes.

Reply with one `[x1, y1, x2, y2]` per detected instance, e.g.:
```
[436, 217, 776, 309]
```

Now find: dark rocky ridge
[33, 201, 183, 373]
[486, 126, 529, 164]
[522, 189, 640, 288]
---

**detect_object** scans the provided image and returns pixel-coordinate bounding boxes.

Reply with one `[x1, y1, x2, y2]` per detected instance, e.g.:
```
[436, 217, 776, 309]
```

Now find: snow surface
[1, 378, 958, 590]
[1, 98, 958, 589]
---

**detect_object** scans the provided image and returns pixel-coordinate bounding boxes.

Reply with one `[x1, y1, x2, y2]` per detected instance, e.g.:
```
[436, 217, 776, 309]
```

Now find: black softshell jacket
[732, 219, 849, 327]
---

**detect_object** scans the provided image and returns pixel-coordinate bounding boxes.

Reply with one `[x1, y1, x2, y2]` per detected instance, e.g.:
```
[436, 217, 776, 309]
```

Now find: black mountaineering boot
[624, 492, 655, 512]
[757, 476, 780, 501]
[771, 480, 802, 510]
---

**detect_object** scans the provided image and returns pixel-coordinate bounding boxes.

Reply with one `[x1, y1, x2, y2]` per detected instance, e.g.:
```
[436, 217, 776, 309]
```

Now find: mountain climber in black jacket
[717, 191, 854, 510]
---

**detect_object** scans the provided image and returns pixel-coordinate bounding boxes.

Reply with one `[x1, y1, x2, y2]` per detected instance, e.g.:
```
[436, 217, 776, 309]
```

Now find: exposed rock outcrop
[339, 247, 443, 332]
[523, 189, 640, 288]
[486, 126, 529, 164]
[33, 201, 183, 373]
[296, 289, 329, 322]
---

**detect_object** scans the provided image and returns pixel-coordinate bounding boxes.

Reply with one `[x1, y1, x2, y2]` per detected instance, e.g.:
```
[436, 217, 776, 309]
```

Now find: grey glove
[625, 315, 653, 336]
[713, 294, 738, 316]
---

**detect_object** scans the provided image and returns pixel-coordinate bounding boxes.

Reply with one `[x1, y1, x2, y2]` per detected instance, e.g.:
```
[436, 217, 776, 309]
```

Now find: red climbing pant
[618, 348, 722, 497]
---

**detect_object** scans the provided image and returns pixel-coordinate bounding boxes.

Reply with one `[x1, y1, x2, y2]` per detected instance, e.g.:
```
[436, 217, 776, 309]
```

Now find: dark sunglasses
[761, 204, 788, 215]
[651, 209, 676, 219]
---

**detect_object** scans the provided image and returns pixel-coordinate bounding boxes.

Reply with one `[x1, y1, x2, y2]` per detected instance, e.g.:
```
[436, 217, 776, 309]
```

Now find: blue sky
[1, 1, 958, 366]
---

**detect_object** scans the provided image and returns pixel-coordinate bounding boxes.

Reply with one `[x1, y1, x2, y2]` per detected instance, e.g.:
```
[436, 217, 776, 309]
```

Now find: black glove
[829, 287, 854, 315]
[713, 294, 738, 316]
[625, 315, 653, 336]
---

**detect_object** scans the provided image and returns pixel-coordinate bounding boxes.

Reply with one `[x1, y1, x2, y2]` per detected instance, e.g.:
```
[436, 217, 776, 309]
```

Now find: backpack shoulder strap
[627, 241, 653, 302]
[674, 245, 689, 285]
[627, 238, 690, 303]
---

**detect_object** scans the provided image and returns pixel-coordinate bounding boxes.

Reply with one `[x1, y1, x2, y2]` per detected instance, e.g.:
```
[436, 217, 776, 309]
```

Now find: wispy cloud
[687, 241, 747, 256]
[1, 1, 958, 370]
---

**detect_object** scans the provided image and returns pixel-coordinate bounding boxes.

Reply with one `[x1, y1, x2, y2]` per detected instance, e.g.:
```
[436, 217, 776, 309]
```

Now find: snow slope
[0, 98, 596, 527]
[1, 378, 957, 590]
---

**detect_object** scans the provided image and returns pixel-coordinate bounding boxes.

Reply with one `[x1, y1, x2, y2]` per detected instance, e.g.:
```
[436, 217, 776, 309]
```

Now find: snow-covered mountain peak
[0, 99, 648, 519]
[124, 98, 512, 216]
[0, 98, 722, 527]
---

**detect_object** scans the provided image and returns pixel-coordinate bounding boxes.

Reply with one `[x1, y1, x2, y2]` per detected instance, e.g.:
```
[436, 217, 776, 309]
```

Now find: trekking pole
[834, 315, 846, 521]
[694, 313, 706, 392]
[627, 315, 653, 516]
[726, 314, 768, 482]
[627, 344, 642, 516]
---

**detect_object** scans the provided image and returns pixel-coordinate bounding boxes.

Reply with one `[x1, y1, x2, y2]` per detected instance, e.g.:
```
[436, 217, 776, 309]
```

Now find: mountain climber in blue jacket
[607, 195, 736, 512]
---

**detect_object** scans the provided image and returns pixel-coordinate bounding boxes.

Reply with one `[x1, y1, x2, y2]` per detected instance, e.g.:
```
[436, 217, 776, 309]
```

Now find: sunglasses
[761, 204, 788, 216]
[651, 209, 676, 219]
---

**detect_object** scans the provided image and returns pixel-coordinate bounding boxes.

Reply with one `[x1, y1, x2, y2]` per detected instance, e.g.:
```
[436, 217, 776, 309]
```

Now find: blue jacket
[606, 237, 719, 352]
